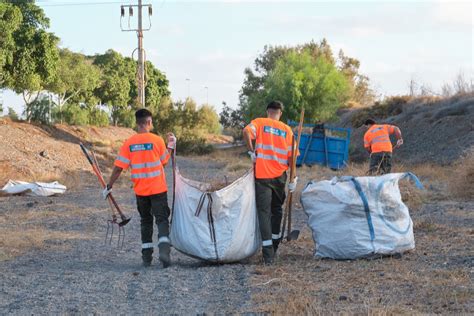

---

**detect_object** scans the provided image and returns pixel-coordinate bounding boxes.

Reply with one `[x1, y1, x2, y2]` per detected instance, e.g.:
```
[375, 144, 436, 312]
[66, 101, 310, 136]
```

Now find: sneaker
[158, 243, 171, 268]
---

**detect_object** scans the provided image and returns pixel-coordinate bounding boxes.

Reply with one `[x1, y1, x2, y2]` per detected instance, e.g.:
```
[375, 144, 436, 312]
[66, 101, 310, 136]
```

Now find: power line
[36, 1, 135, 7]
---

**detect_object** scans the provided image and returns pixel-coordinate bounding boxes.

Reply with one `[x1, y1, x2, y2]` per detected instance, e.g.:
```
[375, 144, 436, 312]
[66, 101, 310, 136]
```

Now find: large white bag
[301, 173, 423, 259]
[1, 180, 67, 196]
[170, 168, 260, 263]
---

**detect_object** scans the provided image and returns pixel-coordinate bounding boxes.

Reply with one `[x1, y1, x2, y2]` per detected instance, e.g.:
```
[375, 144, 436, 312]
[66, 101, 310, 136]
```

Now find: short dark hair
[266, 100, 284, 111]
[364, 119, 376, 126]
[135, 108, 153, 125]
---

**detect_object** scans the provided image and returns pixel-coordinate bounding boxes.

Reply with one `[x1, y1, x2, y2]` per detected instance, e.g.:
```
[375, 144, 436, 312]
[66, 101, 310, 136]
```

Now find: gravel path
[0, 157, 261, 314]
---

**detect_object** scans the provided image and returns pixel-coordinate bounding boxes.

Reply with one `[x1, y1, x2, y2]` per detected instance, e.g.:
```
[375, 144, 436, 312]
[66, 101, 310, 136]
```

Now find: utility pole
[120, 1, 152, 108]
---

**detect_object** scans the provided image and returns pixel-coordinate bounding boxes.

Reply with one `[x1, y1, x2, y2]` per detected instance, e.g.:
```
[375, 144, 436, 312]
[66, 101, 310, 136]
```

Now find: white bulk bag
[1, 180, 67, 197]
[170, 168, 260, 263]
[301, 173, 423, 259]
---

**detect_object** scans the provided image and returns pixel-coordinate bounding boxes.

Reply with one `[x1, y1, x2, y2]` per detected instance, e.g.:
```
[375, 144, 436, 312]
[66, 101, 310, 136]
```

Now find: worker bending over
[363, 118, 403, 175]
[243, 101, 297, 265]
[104, 109, 176, 268]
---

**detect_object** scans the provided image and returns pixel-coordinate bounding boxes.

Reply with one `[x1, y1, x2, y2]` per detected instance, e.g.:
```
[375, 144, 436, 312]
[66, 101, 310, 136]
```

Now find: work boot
[158, 242, 171, 268]
[262, 246, 274, 265]
[142, 249, 153, 267]
[273, 238, 281, 255]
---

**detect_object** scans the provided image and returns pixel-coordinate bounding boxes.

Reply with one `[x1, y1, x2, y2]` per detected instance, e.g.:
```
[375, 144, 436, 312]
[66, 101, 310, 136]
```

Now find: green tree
[264, 51, 350, 122]
[1, 1, 59, 120]
[198, 104, 220, 134]
[239, 39, 373, 122]
[144, 60, 170, 109]
[0, 2, 22, 85]
[338, 50, 374, 105]
[8, 106, 19, 121]
[26, 95, 50, 124]
[93, 50, 132, 126]
[54, 103, 88, 126]
[47, 49, 101, 123]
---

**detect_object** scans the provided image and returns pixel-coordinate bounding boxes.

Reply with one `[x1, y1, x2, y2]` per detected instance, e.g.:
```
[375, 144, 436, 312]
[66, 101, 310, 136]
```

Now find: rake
[80, 143, 131, 248]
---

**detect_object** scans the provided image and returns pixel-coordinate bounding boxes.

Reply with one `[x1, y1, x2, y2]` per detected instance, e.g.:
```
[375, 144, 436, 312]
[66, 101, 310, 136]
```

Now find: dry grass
[249, 228, 472, 314]
[446, 149, 474, 200]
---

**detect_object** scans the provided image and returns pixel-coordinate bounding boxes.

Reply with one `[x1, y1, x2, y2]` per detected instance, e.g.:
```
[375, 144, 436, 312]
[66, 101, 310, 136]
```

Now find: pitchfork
[80, 143, 131, 248]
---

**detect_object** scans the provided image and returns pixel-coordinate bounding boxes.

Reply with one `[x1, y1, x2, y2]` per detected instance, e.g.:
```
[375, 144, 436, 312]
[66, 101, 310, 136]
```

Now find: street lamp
[204, 86, 209, 105]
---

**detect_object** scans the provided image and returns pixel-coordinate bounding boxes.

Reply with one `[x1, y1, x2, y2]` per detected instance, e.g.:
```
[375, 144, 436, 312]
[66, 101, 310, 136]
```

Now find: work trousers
[369, 152, 392, 175]
[136, 192, 171, 252]
[255, 173, 287, 248]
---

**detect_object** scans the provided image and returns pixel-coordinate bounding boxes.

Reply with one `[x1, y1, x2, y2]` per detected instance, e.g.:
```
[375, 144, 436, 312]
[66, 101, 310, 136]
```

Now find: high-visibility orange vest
[364, 124, 396, 153]
[114, 133, 170, 196]
[245, 117, 294, 179]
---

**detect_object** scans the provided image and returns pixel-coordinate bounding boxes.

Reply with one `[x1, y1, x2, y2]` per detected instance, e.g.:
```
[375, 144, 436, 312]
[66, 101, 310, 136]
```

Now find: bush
[351, 95, 411, 127]
[57, 103, 89, 126]
[448, 150, 474, 200]
[26, 97, 51, 125]
[88, 107, 109, 127]
[177, 132, 214, 155]
[8, 107, 19, 121]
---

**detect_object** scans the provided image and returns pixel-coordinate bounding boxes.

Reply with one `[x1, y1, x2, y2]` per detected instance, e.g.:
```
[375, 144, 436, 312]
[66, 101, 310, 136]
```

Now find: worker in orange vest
[243, 101, 297, 265]
[363, 119, 403, 175]
[103, 109, 176, 268]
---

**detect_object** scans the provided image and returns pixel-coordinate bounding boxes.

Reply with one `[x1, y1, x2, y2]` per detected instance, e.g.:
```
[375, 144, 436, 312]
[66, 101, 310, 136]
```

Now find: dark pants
[369, 152, 392, 175]
[136, 192, 171, 251]
[255, 173, 287, 247]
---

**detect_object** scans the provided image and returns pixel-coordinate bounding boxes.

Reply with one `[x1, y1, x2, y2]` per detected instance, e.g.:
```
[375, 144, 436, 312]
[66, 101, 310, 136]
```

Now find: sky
[2, 0, 473, 115]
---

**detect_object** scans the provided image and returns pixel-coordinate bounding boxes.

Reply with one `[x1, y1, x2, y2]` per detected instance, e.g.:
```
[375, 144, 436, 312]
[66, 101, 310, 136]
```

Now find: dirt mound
[338, 94, 474, 164]
[0, 118, 136, 186]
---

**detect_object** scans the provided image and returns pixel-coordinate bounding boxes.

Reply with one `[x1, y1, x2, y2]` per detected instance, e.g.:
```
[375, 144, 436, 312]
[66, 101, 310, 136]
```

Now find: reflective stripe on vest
[370, 135, 390, 144]
[116, 155, 130, 164]
[160, 152, 169, 162]
[256, 153, 288, 165]
[131, 170, 161, 179]
[131, 160, 161, 169]
[255, 143, 289, 156]
[249, 123, 257, 137]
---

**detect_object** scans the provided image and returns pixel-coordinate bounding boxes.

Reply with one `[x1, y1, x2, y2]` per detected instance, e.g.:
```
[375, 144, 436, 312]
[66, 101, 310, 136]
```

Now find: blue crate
[288, 121, 351, 169]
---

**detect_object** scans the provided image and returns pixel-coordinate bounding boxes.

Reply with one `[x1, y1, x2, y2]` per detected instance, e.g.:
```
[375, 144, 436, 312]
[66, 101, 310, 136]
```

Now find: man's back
[364, 124, 395, 153]
[247, 117, 293, 179]
[115, 132, 170, 196]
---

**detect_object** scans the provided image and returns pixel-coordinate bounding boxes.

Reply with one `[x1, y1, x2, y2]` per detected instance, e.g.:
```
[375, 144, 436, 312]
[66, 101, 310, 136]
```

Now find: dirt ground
[1, 148, 472, 314]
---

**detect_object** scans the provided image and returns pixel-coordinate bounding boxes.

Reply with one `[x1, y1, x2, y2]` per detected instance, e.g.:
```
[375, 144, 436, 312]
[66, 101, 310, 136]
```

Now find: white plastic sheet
[170, 168, 260, 263]
[1, 180, 67, 196]
[301, 173, 422, 259]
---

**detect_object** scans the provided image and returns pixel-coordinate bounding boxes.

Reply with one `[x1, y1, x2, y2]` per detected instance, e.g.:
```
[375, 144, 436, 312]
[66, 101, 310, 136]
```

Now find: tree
[1, 1, 59, 121]
[338, 50, 374, 105]
[144, 60, 170, 109]
[8, 107, 19, 121]
[220, 102, 245, 141]
[264, 51, 351, 122]
[93, 50, 132, 126]
[198, 104, 220, 134]
[26, 94, 50, 124]
[239, 39, 373, 122]
[47, 49, 101, 123]
[0, 2, 22, 85]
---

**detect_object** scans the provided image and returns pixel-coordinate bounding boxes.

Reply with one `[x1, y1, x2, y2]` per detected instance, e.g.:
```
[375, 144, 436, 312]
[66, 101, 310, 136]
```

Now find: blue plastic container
[288, 121, 351, 169]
